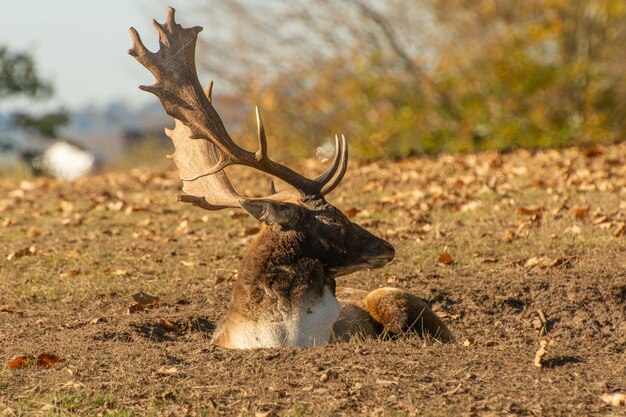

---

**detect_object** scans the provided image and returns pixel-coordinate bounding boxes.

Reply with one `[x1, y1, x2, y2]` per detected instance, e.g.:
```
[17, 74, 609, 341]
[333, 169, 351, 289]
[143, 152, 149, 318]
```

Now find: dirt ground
[1, 143, 625, 416]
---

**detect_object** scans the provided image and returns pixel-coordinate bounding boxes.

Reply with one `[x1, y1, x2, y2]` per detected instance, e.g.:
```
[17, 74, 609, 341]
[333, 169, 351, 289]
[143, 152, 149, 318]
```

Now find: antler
[128, 7, 348, 210]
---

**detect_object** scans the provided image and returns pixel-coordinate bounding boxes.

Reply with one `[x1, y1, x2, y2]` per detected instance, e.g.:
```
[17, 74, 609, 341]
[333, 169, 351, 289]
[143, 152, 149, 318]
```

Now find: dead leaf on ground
[601, 392, 626, 407]
[534, 340, 548, 368]
[7, 353, 63, 369]
[156, 366, 179, 375]
[463, 338, 476, 347]
[566, 225, 582, 235]
[517, 207, 544, 216]
[159, 317, 180, 332]
[26, 226, 42, 237]
[6, 246, 36, 261]
[344, 207, 360, 218]
[0, 305, 16, 313]
[128, 291, 161, 314]
[573, 206, 590, 220]
[517, 256, 577, 269]
[613, 223, 625, 238]
[502, 229, 516, 243]
[547, 256, 578, 268]
[437, 253, 454, 265]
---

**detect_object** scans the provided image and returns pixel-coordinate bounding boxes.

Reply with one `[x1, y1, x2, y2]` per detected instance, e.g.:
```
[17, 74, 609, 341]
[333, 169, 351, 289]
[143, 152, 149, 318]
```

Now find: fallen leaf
[613, 223, 625, 238]
[61, 381, 85, 390]
[106, 201, 125, 211]
[518, 207, 544, 216]
[59, 200, 74, 214]
[548, 257, 577, 268]
[534, 340, 548, 367]
[566, 225, 581, 235]
[573, 206, 590, 220]
[6, 246, 36, 261]
[159, 317, 180, 332]
[176, 219, 189, 234]
[502, 229, 516, 243]
[1, 407, 16, 417]
[437, 253, 454, 265]
[344, 207, 360, 218]
[26, 227, 41, 237]
[600, 392, 626, 407]
[156, 366, 178, 375]
[524, 256, 544, 268]
[0, 305, 16, 313]
[375, 379, 398, 386]
[128, 292, 161, 313]
[7, 353, 63, 369]
[463, 338, 476, 346]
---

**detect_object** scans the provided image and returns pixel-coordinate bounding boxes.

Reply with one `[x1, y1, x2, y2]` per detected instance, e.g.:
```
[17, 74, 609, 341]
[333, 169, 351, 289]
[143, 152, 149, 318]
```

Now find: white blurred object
[315, 140, 335, 163]
[40, 141, 95, 180]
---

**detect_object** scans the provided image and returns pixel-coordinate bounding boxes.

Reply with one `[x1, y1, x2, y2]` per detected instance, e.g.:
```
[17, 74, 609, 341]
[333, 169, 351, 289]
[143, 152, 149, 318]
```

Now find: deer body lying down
[130, 8, 453, 349]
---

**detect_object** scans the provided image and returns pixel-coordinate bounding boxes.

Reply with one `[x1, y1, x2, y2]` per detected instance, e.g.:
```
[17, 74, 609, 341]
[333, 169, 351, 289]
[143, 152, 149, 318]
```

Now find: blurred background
[1, 0, 625, 178]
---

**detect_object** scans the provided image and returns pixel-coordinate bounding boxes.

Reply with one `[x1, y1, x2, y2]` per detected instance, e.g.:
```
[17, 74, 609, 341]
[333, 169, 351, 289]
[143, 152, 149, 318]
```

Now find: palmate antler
[128, 7, 348, 210]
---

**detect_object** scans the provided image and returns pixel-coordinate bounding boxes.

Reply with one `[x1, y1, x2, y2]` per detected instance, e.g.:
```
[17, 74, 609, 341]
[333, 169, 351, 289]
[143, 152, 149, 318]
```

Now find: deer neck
[215, 225, 340, 348]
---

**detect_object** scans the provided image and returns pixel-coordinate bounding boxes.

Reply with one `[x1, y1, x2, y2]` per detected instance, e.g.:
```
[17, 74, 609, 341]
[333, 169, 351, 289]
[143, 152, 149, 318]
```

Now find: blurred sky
[1, 0, 196, 111]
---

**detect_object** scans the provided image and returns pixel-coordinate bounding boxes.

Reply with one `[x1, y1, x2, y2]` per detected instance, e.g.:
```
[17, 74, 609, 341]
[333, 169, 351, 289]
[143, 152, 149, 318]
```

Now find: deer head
[128, 7, 394, 285]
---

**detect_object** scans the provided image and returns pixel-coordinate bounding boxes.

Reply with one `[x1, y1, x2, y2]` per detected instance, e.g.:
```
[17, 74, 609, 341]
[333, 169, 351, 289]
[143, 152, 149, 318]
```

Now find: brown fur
[334, 287, 454, 343]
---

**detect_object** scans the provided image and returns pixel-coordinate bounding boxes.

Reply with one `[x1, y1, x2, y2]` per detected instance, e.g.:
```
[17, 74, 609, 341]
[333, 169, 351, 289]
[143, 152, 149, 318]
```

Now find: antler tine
[255, 106, 268, 162]
[321, 135, 349, 196]
[314, 134, 342, 186]
[204, 81, 214, 102]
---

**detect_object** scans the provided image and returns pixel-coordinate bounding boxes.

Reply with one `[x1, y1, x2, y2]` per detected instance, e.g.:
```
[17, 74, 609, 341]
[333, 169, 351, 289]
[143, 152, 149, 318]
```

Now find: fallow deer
[129, 8, 453, 349]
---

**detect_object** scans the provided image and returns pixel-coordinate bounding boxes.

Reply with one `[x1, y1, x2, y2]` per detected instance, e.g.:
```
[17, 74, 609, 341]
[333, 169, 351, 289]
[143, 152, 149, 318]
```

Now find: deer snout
[364, 239, 395, 266]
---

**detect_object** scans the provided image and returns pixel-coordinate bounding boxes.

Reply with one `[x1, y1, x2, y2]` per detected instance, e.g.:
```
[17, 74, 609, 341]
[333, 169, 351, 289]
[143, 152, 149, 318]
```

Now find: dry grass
[1, 144, 625, 416]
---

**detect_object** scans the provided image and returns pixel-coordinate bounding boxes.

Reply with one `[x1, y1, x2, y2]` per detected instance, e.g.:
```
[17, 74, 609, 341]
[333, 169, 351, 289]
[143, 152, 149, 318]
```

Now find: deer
[129, 7, 453, 349]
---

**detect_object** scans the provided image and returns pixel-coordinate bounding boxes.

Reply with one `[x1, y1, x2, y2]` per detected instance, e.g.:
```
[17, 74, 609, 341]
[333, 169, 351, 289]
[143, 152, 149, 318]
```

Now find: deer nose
[380, 240, 395, 259]
[365, 239, 395, 260]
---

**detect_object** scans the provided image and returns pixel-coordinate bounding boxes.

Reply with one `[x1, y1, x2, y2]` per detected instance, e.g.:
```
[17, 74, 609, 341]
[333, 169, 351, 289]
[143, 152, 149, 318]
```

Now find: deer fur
[129, 7, 453, 349]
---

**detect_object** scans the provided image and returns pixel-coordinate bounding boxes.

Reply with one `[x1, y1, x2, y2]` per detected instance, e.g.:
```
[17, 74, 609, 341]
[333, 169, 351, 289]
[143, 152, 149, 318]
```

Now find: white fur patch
[223, 287, 341, 349]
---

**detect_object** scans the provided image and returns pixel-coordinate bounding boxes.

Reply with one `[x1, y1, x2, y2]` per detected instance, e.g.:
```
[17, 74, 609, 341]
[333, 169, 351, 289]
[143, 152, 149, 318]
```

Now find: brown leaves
[517, 207, 544, 217]
[128, 292, 161, 314]
[6, 246, 36, 261]
[601, 392, 626, 407]
[533, 340, 548, 368]
[159, 317, 180, 332]
[344, 207, 360, 218]
[437, 253, 454, 265]
[0, 305, 17, 313]
[514, 255, 578, 269]
[7, 353, 63, 369]
[573, 206, 589, 220]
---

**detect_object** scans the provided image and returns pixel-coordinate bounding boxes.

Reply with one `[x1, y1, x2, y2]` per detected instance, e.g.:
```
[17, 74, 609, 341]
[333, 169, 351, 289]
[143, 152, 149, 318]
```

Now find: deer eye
[318, 215, 340, 226]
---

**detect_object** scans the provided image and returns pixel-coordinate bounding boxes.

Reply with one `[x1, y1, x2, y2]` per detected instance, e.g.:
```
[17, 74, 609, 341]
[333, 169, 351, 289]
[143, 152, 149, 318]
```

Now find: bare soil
[1, 144, 625, 416]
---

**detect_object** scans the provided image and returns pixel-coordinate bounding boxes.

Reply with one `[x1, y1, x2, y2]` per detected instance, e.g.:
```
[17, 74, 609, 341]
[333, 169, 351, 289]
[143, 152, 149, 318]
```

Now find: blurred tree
[193, 0, 626, 159]
[12, 111, 69, 138]
[0, 46, 68, 138]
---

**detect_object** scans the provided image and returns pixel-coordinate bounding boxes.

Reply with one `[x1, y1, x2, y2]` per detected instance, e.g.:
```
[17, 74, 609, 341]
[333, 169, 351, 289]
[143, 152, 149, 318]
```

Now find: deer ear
[240, 199, 301, 227]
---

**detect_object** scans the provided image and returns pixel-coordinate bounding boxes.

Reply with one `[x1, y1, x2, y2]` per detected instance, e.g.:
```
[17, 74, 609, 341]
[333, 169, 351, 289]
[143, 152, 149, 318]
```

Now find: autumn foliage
[196, 0, 626, 159]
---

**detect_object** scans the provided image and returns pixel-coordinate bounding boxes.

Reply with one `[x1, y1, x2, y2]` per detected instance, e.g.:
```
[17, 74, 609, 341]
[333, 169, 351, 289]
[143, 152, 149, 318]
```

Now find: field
[1, 143, 625, 416]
